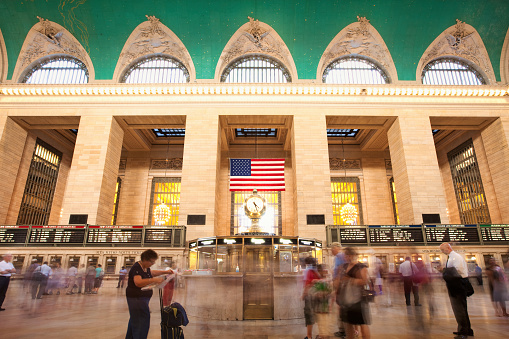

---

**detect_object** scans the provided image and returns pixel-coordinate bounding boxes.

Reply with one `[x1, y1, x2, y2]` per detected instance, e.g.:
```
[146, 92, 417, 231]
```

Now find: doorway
[243, 245, 274, 320]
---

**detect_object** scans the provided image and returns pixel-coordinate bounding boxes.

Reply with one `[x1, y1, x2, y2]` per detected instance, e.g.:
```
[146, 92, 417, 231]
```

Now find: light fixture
[153, 137, 171, 225]
[339, 137, 358, 225]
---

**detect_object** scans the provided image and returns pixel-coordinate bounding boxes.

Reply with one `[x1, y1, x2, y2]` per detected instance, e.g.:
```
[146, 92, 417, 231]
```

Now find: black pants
[0, 276, 11, 307]
[449, 292, 471, 334]
[403, 276, 419, 305]
[31, 277, 48, 299]
[118, 275, 126, 288]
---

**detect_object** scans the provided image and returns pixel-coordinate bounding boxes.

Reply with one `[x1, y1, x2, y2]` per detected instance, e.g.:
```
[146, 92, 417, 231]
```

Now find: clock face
[246, 196, 265, 214]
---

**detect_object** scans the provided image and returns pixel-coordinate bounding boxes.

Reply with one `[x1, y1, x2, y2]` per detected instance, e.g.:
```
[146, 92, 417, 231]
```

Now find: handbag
[32, 267, 44, 282]
[362, 280, 376, 302]
[339, 278, 362, 306]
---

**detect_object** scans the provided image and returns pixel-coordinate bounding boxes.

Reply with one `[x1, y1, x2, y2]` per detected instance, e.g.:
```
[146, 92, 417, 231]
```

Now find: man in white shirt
[31, 261, 52, 299]
[398, 257, 420, 306]
[0, 253, 16, 311]
[440, 243, 473, 338]
[66, 264, 78, 295]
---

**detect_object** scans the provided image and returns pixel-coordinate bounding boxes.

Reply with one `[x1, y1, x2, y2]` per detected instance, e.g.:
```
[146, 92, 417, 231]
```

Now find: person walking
[302, 256, 320, 339]
[0, 254, 16, 311]
[66, 264, 78, 295]
[440, 243, 474, 339]
[85, 263, 96, 294]
[93, 264, 104, 294]
[486, 257, 508, 317]
[399, 257, 421, 306]
[32, 261, 52, 299]
[331, 242, 346, 338]
[76, 264, 86, 294]
[117, 266, 127, 288]
[125, 249, 172, 339]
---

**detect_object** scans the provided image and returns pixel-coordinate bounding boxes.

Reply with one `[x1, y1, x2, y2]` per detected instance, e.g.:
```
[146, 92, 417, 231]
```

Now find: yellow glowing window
[331, 177, 363, 225]
[231, 191, 281, 235]
[149, 178, 181, 226]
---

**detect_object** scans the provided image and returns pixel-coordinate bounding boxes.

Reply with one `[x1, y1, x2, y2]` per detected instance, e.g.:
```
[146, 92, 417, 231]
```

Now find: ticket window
[411, 254, 423, 263]
[50, 256, 62, 266]
[394, 255, 406, 272]
[501, 254, 509, 273]
[105, 257, 117, 274]
[375, 255, 388, 270]
[358, 254, 369, 267]
[87, 256, 99, 267]
[30, 255, 44, 265]
[466, 254, 478, 273]
[161, 257, 173, 269]
[216, 243, 243, 273]
[429, 254, 442, 273]
[274, 244, 298, 273]
[198, 246, 216, 270]
[12, 255, 25, 274]
[67, 256, 80, 268]
[124, 257, 136, 270]
[483, 254, 495, 268]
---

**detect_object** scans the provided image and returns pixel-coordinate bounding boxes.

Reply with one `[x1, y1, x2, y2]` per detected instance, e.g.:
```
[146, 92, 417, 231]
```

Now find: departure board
[144, 229, 172, 244]
[0, 226, 28, 244]
[29, 226, 86, 244]
[87, 226, 143, 244]
[425, 224, 480, 243]
[480, 225, 509, 243]
[339, 228, 368, 244]
[369, 225, 424, 245]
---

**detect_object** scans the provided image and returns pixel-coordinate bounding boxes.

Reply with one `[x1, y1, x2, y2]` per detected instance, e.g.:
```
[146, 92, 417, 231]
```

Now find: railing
[326, 224, 509, 247]
[0, 225, 186, 247]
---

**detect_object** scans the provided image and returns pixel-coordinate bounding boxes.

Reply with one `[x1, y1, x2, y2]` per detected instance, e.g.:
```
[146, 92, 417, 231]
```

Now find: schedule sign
[87, 226, 143, 244]
[425, 224, 480, 243]
[480, 225, 509, 243]
[0, 226, 28, 244]
[144, 229, 172, 244]
[339, 227, 368, 244]
[369, 225, 424, 245]
[29, 226, 86, 244]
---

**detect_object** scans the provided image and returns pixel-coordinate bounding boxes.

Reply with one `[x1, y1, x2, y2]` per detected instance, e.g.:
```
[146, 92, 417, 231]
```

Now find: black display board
[0, 226, 28, 244]
[369, 225, 424, 245]
[144, 229, 172, 244]
[87, 226, 143, 244]
[480, 224, 509, 243]
[29, 226, 86, 244]
[424, 224, 480, 243]
[339, 228, 368, 244]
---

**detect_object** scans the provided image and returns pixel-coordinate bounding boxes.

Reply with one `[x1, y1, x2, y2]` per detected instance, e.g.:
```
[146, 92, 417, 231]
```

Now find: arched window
[221, 55, 291, 83]
[22, 56, 89, 84]
[422, 58, 486, 85]
[322, 56, 389, 84]
[121, 55, 189, 84]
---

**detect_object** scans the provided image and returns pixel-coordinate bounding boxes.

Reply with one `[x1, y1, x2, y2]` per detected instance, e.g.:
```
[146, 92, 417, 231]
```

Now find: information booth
[185, 236, 322, 320]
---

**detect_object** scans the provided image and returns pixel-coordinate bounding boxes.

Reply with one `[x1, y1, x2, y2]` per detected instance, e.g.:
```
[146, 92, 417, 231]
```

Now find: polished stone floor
[0, 280, 508, 338]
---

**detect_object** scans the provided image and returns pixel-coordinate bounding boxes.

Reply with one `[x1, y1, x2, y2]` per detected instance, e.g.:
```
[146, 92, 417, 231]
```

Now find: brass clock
[244, 189, 266, 218]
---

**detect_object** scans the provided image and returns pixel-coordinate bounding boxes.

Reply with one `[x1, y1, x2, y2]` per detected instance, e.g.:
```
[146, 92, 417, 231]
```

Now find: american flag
[229, 158, 285, 191]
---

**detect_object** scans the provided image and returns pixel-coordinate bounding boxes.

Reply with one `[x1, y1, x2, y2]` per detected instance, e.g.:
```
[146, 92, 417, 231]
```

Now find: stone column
[291, 114, 332, 241]
[60, 116, 124, 225]
[481, 117, 509, 222]
[0, 116, 27, 224]
[361, 158, 395, 224]
[179, 113, 220, 240]
[387, 116, 449, 224]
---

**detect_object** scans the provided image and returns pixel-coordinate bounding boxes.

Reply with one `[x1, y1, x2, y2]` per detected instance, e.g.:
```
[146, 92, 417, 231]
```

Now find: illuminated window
[323, 56, 389, 84]
[121, 55, 190, 84]
[448, 139, 490, 224]
[152, 129, 185, 137]
[148, 177, 181, 226]
[22, 56, 89, 84]
[235, 128, 277, 137]
[111, 178, 122, 225]
[17, 140, 62, 225]
[331, 177, 363, 225]
[221, 55, 291, 83]
[327, 129, 360, 137]
[389, 177, 400, 225]
[231, 191, 281, 235]
[422, 58, 485, 85]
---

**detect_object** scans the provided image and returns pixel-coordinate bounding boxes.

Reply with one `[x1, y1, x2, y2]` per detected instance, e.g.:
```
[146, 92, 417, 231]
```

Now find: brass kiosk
[185, 236, 323, 320]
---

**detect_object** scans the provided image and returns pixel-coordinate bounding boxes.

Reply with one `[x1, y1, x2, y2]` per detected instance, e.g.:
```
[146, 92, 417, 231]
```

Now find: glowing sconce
[340, 202, 358, 225]
[153, 203, 171, 224]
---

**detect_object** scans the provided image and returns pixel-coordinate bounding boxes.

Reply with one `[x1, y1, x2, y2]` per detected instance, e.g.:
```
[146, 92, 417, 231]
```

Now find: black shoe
[453, 330, 474, 336]
[0, 308, 6, 311]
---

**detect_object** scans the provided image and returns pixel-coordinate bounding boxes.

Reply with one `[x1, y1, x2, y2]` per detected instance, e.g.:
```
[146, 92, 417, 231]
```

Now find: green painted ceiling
[0, 0, 508, 81]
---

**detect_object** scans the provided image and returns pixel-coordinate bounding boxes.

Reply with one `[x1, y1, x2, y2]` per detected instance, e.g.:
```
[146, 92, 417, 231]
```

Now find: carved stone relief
[330, 158, 361, 171]
[317, 16, 397, 82]
[12, 17, 93, 82]
[417, 19, 496, 84]
[151, 158, 183, 170]
[215, 17, 297, 81]
[385, 160, 392, 170]
[119, 159, 127, 171]
[113, 15, 195, 82]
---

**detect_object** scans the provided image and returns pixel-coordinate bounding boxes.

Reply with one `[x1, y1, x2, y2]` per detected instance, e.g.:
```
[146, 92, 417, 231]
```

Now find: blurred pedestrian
[117, 266, 127, 288]
[399, 257, 421, 306]
[66, 264, 78, 295]
[374, 257, 384, 295]
[32, 261, 51, 299]
[302, 256, 320, 339]
[48, 262, 64, 295]
[314, 264, 332, 339]
[0, 253, 16, 311]
[486, 257, 508, 317]
[85, 263, 96, 294]
[93, 264, 104, 294]
[24, 260, 39, 290]
[331, 242, 346, 338]
[76, 264, 86, 294]
[440, 243, 474, 338]
[474, 264, 483, 286]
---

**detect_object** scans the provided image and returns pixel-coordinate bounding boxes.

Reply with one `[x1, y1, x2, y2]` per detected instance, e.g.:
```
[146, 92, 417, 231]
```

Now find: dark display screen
[339, 228, 368, 244]
[480, 225, 509, 243]
[0, 226, 28, 244]
[87, 227, 142, 244]
[144, 229, 172, 244]
[369, 225, 424, 244]
[425, 224, 479, 243]
[29, 226, 86, 244]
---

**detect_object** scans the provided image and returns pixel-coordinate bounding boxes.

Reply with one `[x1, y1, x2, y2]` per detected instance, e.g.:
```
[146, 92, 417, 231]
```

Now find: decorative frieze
[329, 158, 361, 171]
[151, 158, 183, 170]
[119, 159, 127, 170]
[385, 160, 392, 169]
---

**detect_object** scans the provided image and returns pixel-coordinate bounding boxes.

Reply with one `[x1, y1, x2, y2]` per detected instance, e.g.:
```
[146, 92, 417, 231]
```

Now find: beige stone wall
[387, 115, 449, 224]
[60, 116, 124, 225]
[361, 157, 395, 224]
[0, 117, 27, 224]
[291, 115, 332, 240]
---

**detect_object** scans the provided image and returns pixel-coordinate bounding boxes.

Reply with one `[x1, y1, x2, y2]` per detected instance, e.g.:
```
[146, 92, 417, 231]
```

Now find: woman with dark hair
[125, 249, 173, 339]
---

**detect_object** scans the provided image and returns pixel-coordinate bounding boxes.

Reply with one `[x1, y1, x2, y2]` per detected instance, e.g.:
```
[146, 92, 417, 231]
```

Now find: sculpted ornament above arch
[113, 15, 195, 82]
[317, 16, 398, 83]
[501, 27, 509, 85]
[0, 28, 7, 83]
[12, 17, 94, 83]
[215, 17, 298, 81]
[417, 19, 496, 84]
